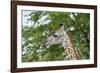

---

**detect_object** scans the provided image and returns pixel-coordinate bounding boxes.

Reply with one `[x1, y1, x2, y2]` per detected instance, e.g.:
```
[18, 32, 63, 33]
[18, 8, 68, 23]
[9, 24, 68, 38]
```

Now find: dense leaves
[22, 11, 90, 62]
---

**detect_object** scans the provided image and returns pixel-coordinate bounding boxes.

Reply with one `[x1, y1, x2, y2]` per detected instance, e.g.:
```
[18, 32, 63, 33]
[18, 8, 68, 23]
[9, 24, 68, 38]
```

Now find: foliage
[22, 11, 90, 62]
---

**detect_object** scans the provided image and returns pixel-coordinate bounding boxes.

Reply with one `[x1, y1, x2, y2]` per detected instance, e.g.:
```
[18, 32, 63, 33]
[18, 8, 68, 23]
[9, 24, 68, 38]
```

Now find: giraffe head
[45, 24, 67, 48]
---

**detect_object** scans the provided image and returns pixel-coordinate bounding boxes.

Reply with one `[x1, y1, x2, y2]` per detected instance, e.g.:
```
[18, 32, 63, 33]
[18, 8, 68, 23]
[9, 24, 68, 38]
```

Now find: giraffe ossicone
[45, 24, 79, 60]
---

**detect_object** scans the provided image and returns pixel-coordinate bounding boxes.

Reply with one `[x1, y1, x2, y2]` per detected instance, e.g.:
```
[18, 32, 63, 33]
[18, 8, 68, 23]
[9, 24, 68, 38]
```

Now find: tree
[22, 11, 90, 62]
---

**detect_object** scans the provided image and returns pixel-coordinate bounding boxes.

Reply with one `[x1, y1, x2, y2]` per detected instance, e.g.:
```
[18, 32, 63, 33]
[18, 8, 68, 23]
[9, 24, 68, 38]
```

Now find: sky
[21, 10, 51, 27]
[22, 10, 34, 27]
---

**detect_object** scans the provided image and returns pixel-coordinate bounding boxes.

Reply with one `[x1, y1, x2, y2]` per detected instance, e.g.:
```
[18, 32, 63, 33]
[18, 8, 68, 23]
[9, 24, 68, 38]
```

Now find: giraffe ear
[59, 24, 64, 31]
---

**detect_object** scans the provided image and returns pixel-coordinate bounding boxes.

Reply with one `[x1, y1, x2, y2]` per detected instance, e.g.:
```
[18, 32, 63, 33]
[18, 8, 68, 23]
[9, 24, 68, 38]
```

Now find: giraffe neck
[64, 33, 78, 60]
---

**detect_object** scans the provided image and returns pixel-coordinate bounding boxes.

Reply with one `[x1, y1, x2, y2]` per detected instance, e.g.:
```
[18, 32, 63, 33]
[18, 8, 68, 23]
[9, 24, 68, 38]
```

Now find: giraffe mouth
[44, 41, 50, 48]
[40, 40, 50, 49]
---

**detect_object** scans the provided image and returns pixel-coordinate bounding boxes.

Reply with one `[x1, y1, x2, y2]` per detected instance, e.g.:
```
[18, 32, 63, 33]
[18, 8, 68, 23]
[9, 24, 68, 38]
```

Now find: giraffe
[44, 24, 79, 60]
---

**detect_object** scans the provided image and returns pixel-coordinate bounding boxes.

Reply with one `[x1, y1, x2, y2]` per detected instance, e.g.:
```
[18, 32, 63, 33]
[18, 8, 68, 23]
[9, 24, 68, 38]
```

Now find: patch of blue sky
[22, 10, 34, 27]
[22, 10, 51, 28]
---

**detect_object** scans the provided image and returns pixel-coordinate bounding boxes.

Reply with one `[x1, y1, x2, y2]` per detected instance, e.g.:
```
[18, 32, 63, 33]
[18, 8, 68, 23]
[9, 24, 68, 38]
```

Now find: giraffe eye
[53, 34, 58, 37]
